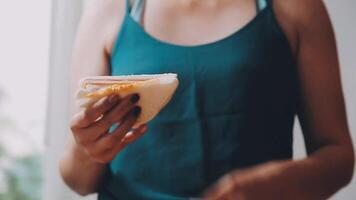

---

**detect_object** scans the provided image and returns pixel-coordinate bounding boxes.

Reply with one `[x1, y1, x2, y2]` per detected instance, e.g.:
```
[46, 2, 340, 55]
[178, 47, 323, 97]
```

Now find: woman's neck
[178, 0, 231, 8]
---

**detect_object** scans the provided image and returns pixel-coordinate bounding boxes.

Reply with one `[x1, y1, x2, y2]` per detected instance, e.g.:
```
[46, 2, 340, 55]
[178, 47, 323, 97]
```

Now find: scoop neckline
[125, 6, 271, 49]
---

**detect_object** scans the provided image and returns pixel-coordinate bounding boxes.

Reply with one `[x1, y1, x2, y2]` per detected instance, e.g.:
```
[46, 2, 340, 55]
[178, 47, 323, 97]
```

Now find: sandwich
[76, 73, 179, 126]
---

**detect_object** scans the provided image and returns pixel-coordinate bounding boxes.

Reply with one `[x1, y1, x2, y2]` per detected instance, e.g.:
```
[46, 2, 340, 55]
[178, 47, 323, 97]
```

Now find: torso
[99, 0, 300, 199]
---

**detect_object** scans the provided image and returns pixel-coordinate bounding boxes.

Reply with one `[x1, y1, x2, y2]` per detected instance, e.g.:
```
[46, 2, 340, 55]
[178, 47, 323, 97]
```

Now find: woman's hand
[70, 93, 148, 163]
[203, 170, 249, 200]
[202, 162, 297, 200]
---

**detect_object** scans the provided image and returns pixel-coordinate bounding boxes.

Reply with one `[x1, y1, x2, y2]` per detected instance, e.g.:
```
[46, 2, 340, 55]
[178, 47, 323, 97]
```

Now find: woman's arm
[59, 0, 128, 196]
[204, 0, 354, 199]
[286, 0, 354, 197]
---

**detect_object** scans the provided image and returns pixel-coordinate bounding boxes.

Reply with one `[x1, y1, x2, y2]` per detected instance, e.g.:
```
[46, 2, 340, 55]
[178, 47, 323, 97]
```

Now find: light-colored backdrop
[43, 0, 356, 199]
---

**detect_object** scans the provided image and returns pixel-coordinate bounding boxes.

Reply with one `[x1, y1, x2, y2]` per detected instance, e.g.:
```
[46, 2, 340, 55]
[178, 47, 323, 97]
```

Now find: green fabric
[99, 0, 299, 199]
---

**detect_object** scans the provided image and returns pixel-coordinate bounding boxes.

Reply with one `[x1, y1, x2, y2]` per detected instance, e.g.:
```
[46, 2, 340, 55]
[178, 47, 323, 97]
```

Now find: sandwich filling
[79, 73, 177, 99]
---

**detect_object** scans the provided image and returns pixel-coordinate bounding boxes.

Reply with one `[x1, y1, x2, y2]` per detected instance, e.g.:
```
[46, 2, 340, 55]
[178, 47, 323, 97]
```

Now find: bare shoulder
[78, 0, 126, 55]
[70, 0, 127, 92]
[271, 0, 331, 55]
[275, 0, 330, 28]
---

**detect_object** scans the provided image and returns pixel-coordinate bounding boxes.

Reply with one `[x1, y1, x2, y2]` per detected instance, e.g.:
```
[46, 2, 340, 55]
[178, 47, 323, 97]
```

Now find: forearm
[59, 137, 107, 196]
[248, 144, 354, 200]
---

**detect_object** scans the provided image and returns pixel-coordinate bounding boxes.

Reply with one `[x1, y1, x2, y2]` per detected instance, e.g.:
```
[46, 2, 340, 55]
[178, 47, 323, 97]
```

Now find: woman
[59, 0, 355, 199]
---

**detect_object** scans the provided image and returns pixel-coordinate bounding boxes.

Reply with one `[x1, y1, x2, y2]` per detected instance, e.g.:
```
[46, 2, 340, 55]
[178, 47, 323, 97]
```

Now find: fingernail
[109, 94, 119, 103]
[133, 106, 142, 117]
[130, 94, 140, 103]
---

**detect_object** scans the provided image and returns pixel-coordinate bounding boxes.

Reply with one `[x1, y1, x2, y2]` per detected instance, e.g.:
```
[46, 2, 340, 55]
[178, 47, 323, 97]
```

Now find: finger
[115, 124, 148, 151]
[74, 93, 140, 144]
[81, 93, 140, 138]
[203, 174, 236, 200]
[89, 106, 141, 156]
[109, 106, 141, 142]
[100, 123, 147, 162]
[70, 94, 120, 130]
[71, 95, 121, 146]
[121, 124, 148, 144]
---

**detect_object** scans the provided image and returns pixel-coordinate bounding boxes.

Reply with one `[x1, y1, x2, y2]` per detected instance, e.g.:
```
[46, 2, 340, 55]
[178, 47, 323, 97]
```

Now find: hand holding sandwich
[60, 74, 178, 195]
[60, 93, 148, 195]
[69, 73, 178, 163]
[70, 93, 147, 163]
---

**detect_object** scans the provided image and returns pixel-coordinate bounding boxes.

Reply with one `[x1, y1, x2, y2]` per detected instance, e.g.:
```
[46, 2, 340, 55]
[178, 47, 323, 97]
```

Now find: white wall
[43, 0, 96, 200]
[44, 0, 356, 199]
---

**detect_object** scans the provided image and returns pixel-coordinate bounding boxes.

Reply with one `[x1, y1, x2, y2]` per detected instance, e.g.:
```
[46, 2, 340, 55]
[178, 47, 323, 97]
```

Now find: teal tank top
[99, 0, 299, 199]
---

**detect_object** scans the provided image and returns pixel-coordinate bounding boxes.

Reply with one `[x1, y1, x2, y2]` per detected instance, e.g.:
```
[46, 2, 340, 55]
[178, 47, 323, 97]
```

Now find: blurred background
[0, 0, 355, 200]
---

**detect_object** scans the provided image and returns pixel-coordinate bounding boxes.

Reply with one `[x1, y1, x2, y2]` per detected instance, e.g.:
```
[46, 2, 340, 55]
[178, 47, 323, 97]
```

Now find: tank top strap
[129, 0, 145, 23]
[256, 0, 268, 12]
[125, 0, 131, 13]
[265, 0, 275, 7]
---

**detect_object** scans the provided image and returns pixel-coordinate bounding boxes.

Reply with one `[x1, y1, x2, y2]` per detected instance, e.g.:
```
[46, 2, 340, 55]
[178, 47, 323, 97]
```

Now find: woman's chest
[140, 0, 257, 46]
[111, 31, 297, 120]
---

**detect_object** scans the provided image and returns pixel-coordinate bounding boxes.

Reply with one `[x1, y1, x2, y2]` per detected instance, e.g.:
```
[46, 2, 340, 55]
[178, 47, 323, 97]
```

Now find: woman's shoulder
[271, 0, 330, 55]
[273, 0, 330, 28]
[78, 0, 127, 55]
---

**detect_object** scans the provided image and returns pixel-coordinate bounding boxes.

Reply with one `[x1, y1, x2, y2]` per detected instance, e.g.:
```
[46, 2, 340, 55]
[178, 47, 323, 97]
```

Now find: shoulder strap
[256, 0, 268, 12]
[265, 0, 274, 7]
[126, 0, 140, 12]
[125, 0, 131, 13]
[130, 0, 145, 23]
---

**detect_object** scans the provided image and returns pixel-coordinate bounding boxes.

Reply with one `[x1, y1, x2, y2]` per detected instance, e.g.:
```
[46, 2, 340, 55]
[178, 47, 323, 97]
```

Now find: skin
[59, 0, 355, 199]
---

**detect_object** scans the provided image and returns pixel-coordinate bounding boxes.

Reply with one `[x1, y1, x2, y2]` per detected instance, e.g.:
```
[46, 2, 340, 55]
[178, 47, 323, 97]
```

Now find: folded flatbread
[77, 73, 179, 126]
